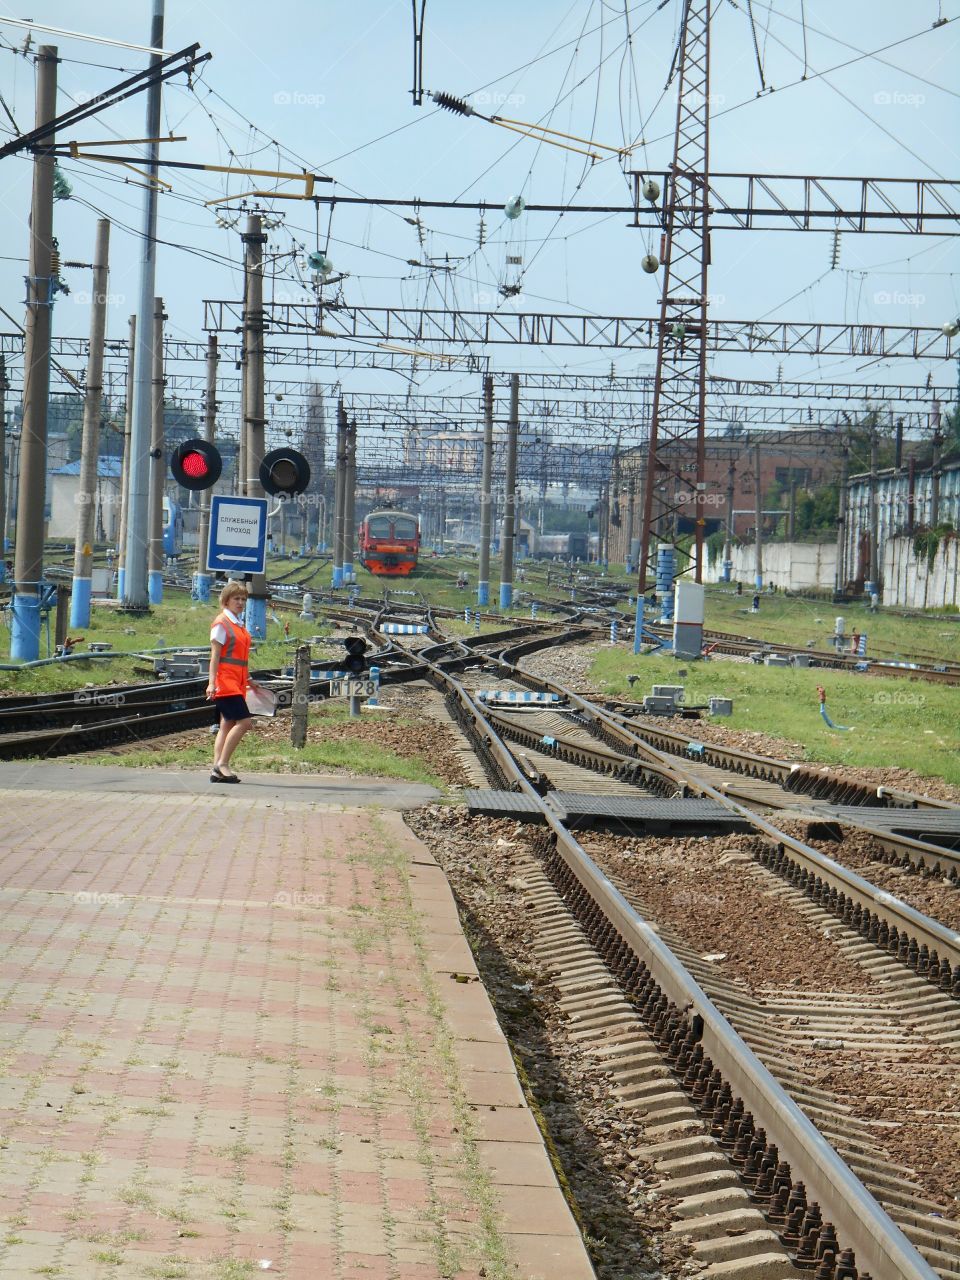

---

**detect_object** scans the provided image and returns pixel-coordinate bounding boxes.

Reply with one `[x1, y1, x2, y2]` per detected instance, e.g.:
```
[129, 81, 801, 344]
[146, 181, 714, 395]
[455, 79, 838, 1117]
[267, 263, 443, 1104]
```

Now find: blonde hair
[219, 580, 249, 608]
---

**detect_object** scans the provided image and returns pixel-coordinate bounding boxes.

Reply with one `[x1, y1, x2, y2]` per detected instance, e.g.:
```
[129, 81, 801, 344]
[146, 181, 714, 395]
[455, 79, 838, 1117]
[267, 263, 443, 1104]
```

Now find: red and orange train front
[358, 509, 420, 576]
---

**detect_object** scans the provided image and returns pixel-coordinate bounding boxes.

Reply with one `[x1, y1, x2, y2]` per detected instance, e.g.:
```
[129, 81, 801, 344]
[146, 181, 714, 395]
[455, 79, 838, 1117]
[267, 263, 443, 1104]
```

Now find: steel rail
[392, 636, 941, 1280]
[496, 649, 960, 976]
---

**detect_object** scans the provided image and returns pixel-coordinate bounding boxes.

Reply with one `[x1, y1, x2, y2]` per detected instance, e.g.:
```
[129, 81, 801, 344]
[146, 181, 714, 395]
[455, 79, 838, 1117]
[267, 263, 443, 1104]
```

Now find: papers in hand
[247, 684, 277, 718]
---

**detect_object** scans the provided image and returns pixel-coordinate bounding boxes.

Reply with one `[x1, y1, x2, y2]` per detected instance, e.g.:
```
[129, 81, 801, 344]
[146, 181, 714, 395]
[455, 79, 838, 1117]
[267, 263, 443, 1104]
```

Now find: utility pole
[835, 443, 848, 597]
[332, 399, 346, 587]
[147, 297, 165, 604]
[12, 45, 57, 659]
[241, 213, 267, 638]
[194, 333, 218, 601]
[123, 0, 165, 608]
[624, 476, 636, 574]
[930, 400, 942, 530]
[787, 477, 798, 542]
[477, 373, 493, 606]
[343, 418, 356, 582]
[753, 443, 763, 591]
[116, 314, 136, 598]
[867, 427, 879, 594]
[499, 373, 519, 609]
[0, 357, 7, 579]
[71, 217, 110, 628]
[721, 457, 735, 582]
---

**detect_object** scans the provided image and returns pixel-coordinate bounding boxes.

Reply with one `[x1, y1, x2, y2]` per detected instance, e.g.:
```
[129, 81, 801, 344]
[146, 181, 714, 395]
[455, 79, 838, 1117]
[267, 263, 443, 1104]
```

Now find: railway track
[642, 622, 960, 685]
[5, 599, 960, 1273]
[384, 632, 960, 1278]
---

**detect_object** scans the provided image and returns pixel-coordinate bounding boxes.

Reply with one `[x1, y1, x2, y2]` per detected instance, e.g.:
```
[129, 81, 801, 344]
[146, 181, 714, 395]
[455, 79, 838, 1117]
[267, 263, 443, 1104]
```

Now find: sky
[0, 0, 957, 465]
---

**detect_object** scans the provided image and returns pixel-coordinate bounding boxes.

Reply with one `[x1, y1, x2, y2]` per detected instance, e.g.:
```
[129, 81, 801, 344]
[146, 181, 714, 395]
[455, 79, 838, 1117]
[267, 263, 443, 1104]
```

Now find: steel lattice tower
[637, 0, 711, 592]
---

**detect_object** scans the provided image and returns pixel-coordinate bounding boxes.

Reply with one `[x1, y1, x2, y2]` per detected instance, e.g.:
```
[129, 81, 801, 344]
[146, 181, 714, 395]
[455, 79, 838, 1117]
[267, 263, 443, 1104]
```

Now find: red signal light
[181, 451, 209, 479]
[170, 438, 223, 491]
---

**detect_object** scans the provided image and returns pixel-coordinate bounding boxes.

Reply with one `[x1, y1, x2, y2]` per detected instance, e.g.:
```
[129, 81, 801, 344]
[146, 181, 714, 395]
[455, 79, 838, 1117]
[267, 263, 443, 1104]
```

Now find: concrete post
[11, 44, 57, 659]
[867, 428, 879, 594]
[477, 373, 493, 606]
[343, 419, 356, 582]
[931, 402, 942, 530]
[721, 456, 735, 582]
[116, 314, 135, 598]
[332, 402, 346, 586]
[71, 217, 110, 627]
[624, 477, 636, 573]
[291, 643, 310, 748]
[122, 1, 165, 607]
[147, 297, 165, 603]
[499, 373, 519, 610]
[835, 445, 848, 595]
[753, 443, 763, 591]
[241, 214, 268, 638]
[0, 357, 7, 576]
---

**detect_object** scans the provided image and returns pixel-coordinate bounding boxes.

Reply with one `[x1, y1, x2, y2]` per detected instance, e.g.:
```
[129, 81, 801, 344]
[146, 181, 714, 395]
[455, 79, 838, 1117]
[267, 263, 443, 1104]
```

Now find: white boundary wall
[884, 534, 960, 609]
[712, 541, 836, 591]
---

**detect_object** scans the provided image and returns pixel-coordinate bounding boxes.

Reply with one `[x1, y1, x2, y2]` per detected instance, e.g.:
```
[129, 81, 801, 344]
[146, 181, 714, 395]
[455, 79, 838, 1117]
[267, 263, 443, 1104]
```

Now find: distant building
[49, 457, 123, 541]
[607, 429, 849, 563]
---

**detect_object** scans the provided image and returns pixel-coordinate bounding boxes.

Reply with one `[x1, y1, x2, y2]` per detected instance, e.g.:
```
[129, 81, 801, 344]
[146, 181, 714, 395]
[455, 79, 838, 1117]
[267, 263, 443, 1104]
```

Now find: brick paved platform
[0, 770, 595, 1279]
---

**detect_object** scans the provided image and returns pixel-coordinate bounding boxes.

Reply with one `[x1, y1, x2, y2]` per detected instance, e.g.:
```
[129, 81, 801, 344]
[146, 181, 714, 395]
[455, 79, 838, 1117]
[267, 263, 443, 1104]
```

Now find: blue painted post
[633, 595, 644, 655]
[368, 664, 380, 706]
[656, 544, 676, 623]
[10, 590, 41, 661]
[245, 598, 267, 640]
[610, 618, 618, 643]
[474, 610, 481, 634]
[464, 607, 470, 623]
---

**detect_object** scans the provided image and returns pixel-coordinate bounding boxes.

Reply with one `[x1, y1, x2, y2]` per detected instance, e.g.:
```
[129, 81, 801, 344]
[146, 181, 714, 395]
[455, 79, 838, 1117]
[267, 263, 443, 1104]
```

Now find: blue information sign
[207, 496, 268, 574]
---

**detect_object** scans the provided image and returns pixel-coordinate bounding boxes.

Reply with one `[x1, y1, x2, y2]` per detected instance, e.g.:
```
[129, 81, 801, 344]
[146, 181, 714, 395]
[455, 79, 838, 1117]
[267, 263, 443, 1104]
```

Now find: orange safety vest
[212, 612, 251, 697]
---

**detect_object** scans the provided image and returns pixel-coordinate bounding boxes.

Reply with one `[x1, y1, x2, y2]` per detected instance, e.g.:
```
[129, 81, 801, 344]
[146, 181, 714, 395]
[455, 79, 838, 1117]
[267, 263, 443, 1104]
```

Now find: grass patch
[590, 646, 960, 784]
[701, 585, 960, 663]
[0, 588, 328, 693]
[82, 705, 447, 789]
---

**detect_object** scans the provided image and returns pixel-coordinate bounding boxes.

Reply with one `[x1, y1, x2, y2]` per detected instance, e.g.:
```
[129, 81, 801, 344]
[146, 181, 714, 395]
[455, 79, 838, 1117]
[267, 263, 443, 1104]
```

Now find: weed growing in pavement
[211, 1259, 256, 1280]
[351, 814, 513, 1280]
[144, 1260, 190, 1280]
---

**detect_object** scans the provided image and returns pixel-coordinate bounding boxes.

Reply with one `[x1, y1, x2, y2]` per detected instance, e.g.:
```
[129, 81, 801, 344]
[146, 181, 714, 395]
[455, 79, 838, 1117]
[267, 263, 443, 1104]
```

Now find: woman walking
[206, 581, 255, 783]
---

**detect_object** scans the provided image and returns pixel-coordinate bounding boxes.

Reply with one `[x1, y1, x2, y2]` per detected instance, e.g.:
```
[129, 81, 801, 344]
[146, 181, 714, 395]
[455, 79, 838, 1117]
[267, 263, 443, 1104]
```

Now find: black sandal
[210, 766, 240, 784]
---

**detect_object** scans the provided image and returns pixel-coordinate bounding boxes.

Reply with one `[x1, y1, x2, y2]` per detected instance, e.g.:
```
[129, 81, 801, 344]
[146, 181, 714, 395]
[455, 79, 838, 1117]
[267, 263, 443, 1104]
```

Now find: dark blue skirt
[214, 694, 251, 722]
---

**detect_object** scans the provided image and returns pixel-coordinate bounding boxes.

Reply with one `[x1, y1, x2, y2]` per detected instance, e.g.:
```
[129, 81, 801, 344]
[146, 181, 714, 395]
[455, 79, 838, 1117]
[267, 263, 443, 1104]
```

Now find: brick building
[607, 428, 846, 563]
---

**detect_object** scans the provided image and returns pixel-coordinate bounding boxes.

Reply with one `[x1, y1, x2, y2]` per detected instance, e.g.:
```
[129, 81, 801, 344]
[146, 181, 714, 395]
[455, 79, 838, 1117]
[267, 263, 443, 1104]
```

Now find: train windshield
[367, 515, 392, 538]
[392, 516, 417, 540]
